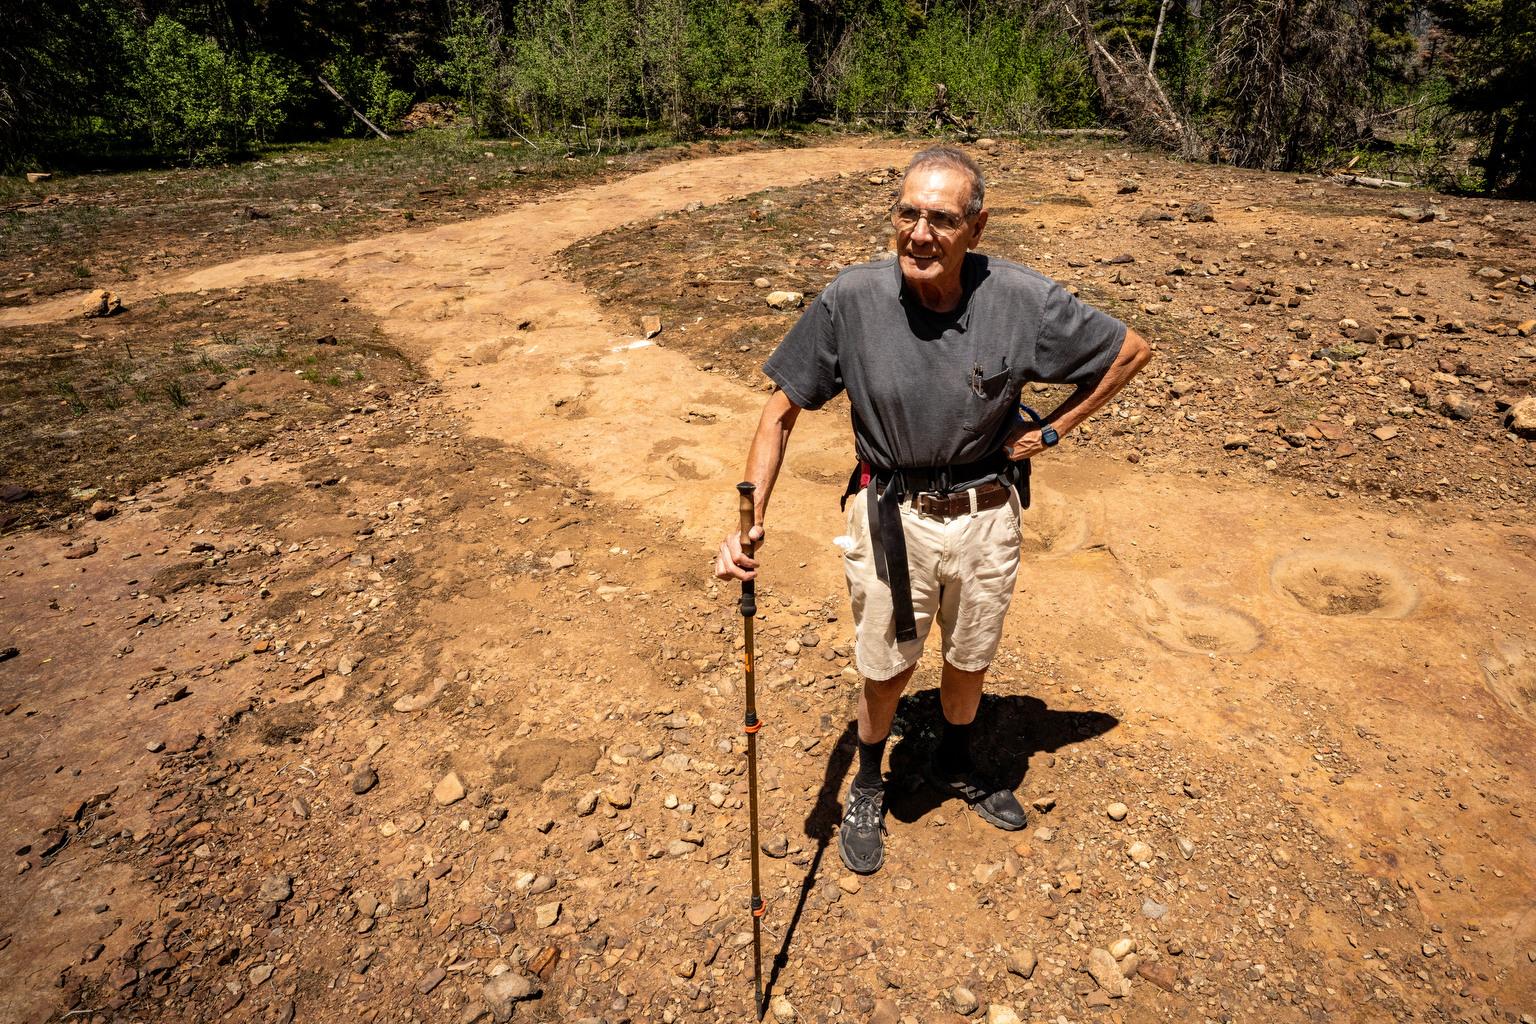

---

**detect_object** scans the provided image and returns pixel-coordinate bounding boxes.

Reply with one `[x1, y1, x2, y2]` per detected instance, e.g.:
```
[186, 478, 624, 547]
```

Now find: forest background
[2, 0, 1532, 193]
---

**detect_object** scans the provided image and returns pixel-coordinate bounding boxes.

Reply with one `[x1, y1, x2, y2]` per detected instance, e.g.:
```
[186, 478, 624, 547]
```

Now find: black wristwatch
[1017, 403, 1059, 446]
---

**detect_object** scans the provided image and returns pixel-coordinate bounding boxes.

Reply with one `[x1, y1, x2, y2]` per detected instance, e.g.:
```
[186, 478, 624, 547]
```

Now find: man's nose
[911, 215, 935, 243]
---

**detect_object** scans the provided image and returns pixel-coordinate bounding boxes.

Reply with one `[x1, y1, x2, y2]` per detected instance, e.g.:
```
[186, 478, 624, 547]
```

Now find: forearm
[742, 390, 801, 527]
[1046, 328, 1152, 436]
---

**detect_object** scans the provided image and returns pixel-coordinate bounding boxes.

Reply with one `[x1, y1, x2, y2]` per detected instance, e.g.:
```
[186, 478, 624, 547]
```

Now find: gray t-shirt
[763, 254, 1126, 470]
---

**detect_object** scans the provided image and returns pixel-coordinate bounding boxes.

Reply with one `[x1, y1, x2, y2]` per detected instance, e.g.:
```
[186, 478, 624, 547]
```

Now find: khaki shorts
[843, 486, 1022, 681]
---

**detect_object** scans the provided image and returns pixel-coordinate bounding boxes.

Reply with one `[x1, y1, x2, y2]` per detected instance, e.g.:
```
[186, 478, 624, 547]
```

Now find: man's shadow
[762, 689, 1117, 1006]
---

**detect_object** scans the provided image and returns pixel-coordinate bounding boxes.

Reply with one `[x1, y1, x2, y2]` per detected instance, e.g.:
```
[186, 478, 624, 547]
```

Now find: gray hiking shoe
[839, 780, 886, 874]
[925, 763, 1027, 831]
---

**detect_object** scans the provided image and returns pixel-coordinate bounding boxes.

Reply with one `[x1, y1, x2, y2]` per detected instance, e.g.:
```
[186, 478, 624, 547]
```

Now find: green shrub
[322, 45, 413, 134]
[125, 16, 298, 164]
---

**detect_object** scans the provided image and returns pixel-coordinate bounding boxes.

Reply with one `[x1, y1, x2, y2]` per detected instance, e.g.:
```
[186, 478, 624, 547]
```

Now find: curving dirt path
[4, 142, 1534, 1020]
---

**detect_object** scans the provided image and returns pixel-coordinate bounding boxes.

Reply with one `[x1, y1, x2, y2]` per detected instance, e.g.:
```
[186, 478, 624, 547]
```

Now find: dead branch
[317, 75, 391, 141]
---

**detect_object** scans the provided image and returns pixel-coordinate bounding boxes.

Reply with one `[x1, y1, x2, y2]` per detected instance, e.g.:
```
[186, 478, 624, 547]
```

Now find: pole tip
[737, 481, 755, 496]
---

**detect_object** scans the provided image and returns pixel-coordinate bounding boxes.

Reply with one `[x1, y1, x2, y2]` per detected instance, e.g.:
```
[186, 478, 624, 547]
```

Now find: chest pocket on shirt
[965, 367, 1014, 432]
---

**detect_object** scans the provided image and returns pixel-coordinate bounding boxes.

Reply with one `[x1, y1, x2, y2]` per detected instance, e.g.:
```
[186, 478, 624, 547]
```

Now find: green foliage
[1427, 0, 1536, 192]
[322, 45, 414, 134]
[820, 2, 1095, 131]
[508, 0, 640, 138]
[125, 16, 298, 164]
[432, 3, 503, 135]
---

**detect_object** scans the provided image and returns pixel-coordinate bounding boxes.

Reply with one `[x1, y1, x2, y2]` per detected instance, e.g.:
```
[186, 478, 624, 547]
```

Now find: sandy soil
[1, 140, 1533, 1024]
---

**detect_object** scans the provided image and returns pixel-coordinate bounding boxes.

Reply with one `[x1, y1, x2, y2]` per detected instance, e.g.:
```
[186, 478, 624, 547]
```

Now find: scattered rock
[1270, 846, 1292, 868]
[1505, 397, 1536, 439]
[766, 291, 804, 310]
[770, 994, 797, 1022]
[259, 873, 293, 903]
[351, 766, 379, 794]
[1141, 897, 1169, 920]
[986, 1005, 1022, 1024]
[63, 541, 97, 560]
[88, 500, 117, 520]
[1117, 178, 1140, 194]
[1106, 801, 1129, 821]
[83, 290, 122, 318]
[1087, 947, 1131, 997]
[1126, 840, 1154, 863]
[1184, 202, 1215, 222]
[1007, 948, 1037, 979]
[535, 901, 561, 927]
[1065, 166, 1086, 182]
[950, 985, 979, 1014]
[1138, 960, 1178, 992]
[434, 771, 466, 805]
[391, 876, 429, 911]
[482, 972, 541, 1021]
[641, 314, 663, 338]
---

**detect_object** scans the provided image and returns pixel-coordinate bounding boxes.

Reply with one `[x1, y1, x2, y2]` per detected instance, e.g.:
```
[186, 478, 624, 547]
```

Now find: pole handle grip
[736, 482, 756, 558]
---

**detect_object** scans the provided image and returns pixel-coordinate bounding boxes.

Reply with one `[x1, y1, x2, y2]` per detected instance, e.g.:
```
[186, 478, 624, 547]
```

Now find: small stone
[482, 972, 541, 1021]
[1270, 846, 1293, 868]
[1006, 948, 1037, 979]
[1126, 840, 1154, 863]
[1106, 802, 1128, 821]
[391, 876, 429, 911]
[418, 967, 446, 994]
[550, 549, 575, 570]
[63, 541, 98, 560]
[1222, 434, 1252, 450]
[1065, 165, 1086, 182]
[753, 277, 772, 289]
[770, 994, 797, 1022]
[1117, 178, 1139, 194]
[83, 290, 121, 318]
[641, 315, 663, 338]
[88, 500, 117, 521]
[868, 998, 899, 1024]
[686, 902, 716, 926]
[1087, 948, 1129, 997]
[434, 771, 466, 806]
[761, 836, 789, 858]
[26, 171, 51, 183]
[1030, 795, 1055, 813]
[1371, 424, 1400, 442]
[986, 1005, 1022, 1024]
[837, 875, 862, 895]
[576, 790, 600, 816]
[1441, 393, 1476, 420]
[950, 985, 979, 1014]
[259, 873, 293, 903]
[1141, 897, 1169, 920]
[351, 767, 378, 794]
[535, 901, 561, 928]
[1505, 397, 1536, 439]
[1422, 942, 1438, 958]
[1185, 202, 1215, 222]
[1138, 961, 1177, 992]
[1176, 836, 1195, 860]
[1109, 937, 1136, 959]
[766, 291, 804, 310]
[248, 963, 274, 985]
[1475, 266, 1505, 281]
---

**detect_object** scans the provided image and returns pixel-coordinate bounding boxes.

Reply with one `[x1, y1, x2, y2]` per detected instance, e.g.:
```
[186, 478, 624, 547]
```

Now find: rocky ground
[2, 138, 1534, 1024]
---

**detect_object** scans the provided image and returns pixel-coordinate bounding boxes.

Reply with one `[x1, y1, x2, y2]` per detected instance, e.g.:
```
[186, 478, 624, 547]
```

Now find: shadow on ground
[764, 689, 1118, 1008]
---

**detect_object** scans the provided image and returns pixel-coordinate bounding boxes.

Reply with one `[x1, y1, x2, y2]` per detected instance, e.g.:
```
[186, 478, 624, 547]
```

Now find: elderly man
[715, 147, 1150, 874]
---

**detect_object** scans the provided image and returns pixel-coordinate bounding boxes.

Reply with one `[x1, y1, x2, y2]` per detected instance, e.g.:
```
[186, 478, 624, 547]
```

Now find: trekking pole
[736, 481, 766, 1020]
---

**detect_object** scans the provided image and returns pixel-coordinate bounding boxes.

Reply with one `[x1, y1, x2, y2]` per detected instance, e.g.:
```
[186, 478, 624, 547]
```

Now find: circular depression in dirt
[1269, 551, 1418, 618]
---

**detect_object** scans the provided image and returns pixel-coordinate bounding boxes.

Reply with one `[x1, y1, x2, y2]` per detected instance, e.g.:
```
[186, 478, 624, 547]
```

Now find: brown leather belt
[909, 480, 1012, 517]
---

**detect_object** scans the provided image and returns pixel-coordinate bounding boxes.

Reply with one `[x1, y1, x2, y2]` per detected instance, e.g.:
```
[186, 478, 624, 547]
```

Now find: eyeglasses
[890, 203, 969, 233]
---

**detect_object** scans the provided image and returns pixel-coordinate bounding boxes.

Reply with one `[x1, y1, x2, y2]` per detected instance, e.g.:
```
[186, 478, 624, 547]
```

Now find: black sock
[935, 719, 974, 776]
[854, 736, 888, 789]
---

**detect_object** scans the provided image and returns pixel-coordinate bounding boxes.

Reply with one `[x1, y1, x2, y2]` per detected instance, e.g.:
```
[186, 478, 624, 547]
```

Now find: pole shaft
[737, 482, 765, 1019]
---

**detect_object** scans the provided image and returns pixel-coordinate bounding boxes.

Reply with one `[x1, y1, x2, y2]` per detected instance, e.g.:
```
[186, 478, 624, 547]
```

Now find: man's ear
[968, 209, 989, 249]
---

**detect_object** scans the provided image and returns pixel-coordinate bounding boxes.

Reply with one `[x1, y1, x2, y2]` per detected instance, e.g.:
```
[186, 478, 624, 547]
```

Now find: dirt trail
[4, 142, 1534, 1022]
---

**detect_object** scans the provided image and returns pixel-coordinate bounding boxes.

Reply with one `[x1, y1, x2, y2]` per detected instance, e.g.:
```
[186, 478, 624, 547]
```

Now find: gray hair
[900, 146, 986, 217]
